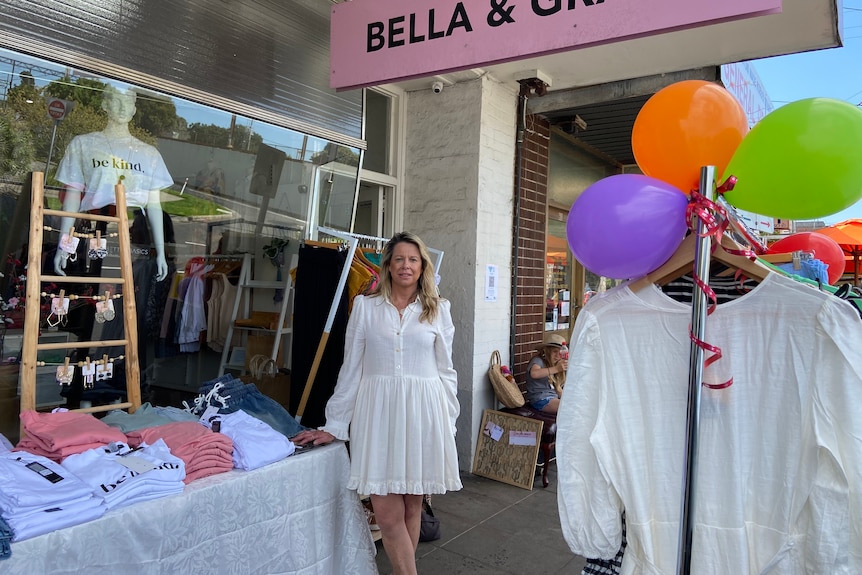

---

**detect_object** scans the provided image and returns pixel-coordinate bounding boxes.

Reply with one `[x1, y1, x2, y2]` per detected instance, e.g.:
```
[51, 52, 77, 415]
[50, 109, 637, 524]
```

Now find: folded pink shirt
[15, 410, 126, 461]
[126, 421, 234, 483]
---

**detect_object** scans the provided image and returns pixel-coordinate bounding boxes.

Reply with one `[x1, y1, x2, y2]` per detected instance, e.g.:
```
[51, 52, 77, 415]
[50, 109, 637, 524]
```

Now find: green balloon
[722, 98, 862, 219]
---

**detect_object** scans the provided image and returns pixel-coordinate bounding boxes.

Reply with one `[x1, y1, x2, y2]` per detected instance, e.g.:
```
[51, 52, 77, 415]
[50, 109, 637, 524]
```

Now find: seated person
[525, 334, 568, 414]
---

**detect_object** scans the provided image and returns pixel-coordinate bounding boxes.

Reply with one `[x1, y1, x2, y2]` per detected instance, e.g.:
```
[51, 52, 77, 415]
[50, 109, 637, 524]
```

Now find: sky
[751, 2, 862, 224]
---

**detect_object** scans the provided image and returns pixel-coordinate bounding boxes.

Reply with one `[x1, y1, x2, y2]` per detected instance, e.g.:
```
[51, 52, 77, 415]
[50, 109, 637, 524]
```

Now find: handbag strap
[490, 349, 501, 369]
[422, 495, 435, 516]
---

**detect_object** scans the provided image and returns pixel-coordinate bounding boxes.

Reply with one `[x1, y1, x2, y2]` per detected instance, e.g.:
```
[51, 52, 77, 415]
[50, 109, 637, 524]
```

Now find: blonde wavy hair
[371, 231, 440, 323]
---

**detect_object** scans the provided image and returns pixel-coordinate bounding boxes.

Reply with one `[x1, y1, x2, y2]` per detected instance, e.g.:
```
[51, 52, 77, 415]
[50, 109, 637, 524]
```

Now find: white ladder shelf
[218, 252, 296, 375]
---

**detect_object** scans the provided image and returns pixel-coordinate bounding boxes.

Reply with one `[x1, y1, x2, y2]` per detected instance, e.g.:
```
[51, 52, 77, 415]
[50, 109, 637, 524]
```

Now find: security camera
[573, 114, 588, 131]
[431, 81, 444, 94]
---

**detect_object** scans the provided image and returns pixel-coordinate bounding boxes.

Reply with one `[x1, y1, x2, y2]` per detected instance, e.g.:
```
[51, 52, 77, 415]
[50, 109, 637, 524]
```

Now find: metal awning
[535, 67, 722, 166]
[391, 0, 841, 165]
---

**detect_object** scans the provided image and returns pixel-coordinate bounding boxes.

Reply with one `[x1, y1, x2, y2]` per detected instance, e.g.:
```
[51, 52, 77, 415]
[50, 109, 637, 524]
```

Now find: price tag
[199, 405, 220, 427]
[51, 297, 70, 316]
[55, 365, 74, 385]
[116, 455, 157, 474]
[59, 233, 80, 254]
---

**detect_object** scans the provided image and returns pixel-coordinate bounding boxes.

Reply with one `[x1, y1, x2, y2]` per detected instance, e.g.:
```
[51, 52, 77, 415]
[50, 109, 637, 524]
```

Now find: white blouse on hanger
[557, 272, 862, 574]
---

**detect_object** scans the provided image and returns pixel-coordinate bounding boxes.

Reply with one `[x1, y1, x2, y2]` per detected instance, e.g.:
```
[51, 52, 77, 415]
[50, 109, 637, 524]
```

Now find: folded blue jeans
[217, 383, 306, 438]
[198, 374, 244, 395]
[0, 515, 13, 560]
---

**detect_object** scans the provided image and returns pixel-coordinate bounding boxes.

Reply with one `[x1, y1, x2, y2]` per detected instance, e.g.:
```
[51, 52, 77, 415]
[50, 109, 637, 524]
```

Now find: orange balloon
[632, 80, 748, 194]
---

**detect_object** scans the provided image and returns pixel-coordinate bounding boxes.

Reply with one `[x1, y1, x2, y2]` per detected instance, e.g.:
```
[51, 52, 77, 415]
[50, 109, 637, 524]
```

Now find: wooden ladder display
[19, 172, 141, 415]
[217, 251, 297, 376]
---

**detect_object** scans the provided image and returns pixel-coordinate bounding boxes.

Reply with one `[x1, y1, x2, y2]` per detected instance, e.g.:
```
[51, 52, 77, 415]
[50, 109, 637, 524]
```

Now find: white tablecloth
[5, 443, 377, 574]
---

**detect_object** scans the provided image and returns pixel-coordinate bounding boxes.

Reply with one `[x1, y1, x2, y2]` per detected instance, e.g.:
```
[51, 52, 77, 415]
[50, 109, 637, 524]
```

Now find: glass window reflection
[0, 47, 361, 433]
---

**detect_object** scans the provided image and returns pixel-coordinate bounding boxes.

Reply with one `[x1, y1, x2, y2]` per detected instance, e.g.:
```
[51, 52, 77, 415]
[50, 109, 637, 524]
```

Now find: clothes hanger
[303, 239, 343, 251]
[209, 258, 242, 276]
[629, 232, 773, 293]
[360, 245, 383, 255]
[353, 247, 380, 272]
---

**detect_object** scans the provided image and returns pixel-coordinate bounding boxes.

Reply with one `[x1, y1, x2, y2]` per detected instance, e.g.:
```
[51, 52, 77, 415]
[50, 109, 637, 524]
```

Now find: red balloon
[768, 232, 845, 285]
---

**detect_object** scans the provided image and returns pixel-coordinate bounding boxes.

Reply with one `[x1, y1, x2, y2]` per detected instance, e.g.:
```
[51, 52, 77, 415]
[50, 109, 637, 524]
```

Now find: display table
[5, 442, 377, 574]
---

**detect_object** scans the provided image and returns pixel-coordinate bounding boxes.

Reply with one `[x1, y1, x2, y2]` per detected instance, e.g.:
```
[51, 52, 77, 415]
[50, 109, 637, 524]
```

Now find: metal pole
[45, 120, 59, 175]
[677, 165, 716, 575]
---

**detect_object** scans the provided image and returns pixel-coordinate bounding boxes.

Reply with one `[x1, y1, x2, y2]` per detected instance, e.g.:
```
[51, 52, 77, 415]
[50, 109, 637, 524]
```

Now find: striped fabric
[660, 265, 758, 305]
[582, 512, 626, 575]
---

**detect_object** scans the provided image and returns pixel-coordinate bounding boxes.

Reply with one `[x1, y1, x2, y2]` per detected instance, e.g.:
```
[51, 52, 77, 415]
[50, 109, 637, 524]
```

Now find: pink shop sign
[330, 0, 782, 90]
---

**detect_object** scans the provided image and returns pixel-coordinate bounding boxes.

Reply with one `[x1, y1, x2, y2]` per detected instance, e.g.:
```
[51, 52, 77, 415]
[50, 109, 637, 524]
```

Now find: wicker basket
[488, 350, 525, 408]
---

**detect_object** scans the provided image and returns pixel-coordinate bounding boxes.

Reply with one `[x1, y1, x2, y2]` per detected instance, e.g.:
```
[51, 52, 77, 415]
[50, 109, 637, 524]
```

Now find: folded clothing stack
[15, 410, 127, 462]
[202, 410, 295, 470]
[188, 375, 306, 439]
[126, 421, 233, 483]
[100, 402, 179, 433]
[61, 439, 186, 509]
[0, 450, 106, 541]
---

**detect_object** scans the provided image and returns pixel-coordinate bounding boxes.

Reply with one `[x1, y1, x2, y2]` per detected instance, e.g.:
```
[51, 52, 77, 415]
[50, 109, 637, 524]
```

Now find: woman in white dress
[293, 232, 462, 575]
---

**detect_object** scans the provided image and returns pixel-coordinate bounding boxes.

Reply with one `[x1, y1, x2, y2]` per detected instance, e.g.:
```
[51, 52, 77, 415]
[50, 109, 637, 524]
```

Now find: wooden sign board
[472, 409, 543, 490]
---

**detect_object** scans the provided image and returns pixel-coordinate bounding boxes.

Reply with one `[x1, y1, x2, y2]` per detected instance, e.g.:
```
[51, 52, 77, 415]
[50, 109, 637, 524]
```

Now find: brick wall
[513, 114, 550, 380]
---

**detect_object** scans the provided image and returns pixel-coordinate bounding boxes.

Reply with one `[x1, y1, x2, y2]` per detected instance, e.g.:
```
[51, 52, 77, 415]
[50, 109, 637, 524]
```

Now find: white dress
[321, 294, 462, 496]
[557, 273, 862, 574]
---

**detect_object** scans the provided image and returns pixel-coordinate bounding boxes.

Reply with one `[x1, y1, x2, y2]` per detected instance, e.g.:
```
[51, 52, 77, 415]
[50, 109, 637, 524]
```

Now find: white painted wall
[403, 75, 518, 470]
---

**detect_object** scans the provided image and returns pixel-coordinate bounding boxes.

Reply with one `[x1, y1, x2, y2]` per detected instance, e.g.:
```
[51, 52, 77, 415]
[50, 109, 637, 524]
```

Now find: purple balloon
[566, 174, 689, 279]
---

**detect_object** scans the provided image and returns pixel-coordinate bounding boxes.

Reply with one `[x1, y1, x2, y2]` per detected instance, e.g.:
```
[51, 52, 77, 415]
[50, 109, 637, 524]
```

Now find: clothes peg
[56, 356, 74, 385]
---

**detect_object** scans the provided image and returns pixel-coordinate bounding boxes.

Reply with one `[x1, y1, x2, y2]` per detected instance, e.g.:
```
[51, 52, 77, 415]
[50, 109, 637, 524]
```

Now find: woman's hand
[557, 359, 569, 373]
[291, 429, 336, 446]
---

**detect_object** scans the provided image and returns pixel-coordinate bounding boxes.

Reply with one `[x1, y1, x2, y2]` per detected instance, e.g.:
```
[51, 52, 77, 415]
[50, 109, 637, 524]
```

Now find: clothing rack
[184, 254, 247, 267]
[207, 218, 304, 234]
[678, 166, 769, 574]
[309, 228, 446, 275]
[676, 166, 716, 574]
[295, 226, 358, 421]
[205, 219, 303, 254]
[294, 227, 447, 422]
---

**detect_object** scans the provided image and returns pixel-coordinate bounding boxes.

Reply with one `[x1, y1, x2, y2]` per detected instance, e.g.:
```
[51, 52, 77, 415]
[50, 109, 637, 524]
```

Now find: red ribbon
[685, 190, 733, 390]
[716, 175, 737, 194]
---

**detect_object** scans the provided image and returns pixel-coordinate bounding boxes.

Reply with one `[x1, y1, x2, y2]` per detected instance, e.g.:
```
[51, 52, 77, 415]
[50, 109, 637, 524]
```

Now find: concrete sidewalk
[374, 464, 587, 574]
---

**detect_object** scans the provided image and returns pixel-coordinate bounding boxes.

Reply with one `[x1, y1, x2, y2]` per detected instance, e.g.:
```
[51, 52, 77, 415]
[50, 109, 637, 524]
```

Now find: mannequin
[53, 86, 174, 281]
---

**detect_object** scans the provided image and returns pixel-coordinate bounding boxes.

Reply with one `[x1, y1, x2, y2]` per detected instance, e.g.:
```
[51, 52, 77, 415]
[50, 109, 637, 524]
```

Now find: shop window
[545, 207, 572, 333]
[0, 48, 361, 430]
[354, 87, 401, 239]
[546, 130, 620, 336]
[363, 90, 391, 175]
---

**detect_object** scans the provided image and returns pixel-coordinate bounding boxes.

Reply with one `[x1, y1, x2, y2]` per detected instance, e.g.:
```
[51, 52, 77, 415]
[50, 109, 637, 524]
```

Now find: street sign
[46, 98, 73, 121]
